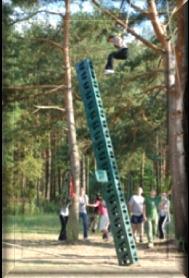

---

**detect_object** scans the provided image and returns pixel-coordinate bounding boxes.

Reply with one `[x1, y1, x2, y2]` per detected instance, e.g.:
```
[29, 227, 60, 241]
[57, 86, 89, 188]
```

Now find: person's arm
[88, 200, 100, 208]
[143, 199, 147, 221]
[128, 196, 133, 213]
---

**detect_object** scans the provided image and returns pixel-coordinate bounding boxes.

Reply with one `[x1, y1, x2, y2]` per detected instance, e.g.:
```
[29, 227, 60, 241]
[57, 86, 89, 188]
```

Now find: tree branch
[91, 0, 165, 53]
[142, 85, 166, 95]
[3, 85, 65, 104]
[126, 0, 149, 17]
[147, 0, 167, 49]
[4, 84, 65, 92]
[126, 0, 166, 17]
[10, 9, 64, 26]
[170, 0, 188, 18]
[33, 105, 65, 114]
[33, 38, 64, 51]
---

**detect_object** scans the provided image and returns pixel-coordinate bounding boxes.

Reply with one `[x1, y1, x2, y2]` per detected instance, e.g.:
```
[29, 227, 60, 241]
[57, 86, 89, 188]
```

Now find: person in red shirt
[88, 196, 110, 240]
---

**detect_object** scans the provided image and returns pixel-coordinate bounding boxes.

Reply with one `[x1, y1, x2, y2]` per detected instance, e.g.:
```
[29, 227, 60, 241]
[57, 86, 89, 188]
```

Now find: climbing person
[58, 197, 71, 241]
[79, 187, 89, 240]
[89, 193, 101, 233]
[144, 189, 161, 248]
[128, 187, 145, 243]
[88, 196, 110, 240]
[104, 34, 128, 74]
[158, 192, 171, 239]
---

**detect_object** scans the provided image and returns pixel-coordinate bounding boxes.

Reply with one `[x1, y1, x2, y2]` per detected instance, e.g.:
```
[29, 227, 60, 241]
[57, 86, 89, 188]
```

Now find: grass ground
[2, 214, 186, 278]
[3, 214, 60, 234]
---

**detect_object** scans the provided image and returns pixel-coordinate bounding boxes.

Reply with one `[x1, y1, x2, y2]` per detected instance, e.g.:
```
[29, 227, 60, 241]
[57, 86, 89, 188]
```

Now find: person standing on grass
[58, 197, 71, 241]
[88, 196, 110, 240]
[128, 187, 145, 243]
[79, 187, 89, 240]
[144, 189, 161, 248]
[158, 192, 171, 239]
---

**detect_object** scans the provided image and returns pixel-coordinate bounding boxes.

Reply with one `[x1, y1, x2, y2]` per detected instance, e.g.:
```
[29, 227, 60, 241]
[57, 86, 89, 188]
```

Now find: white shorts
[99, 214, 109, 231]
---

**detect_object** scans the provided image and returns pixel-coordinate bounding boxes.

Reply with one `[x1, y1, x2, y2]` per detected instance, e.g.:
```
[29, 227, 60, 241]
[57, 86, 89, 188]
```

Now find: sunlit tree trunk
[170, 1, 187, 241]
[63, 0, 80, 240]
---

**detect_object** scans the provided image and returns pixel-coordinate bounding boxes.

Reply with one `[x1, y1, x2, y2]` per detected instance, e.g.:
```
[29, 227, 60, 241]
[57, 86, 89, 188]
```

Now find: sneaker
[148, 242, 154, 248]
[104, 69, 115, 74]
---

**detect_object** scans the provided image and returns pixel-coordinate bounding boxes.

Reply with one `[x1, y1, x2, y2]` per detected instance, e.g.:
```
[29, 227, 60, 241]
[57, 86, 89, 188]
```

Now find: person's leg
[161, 216, 168, 239]
[131, 224, 137, 241]
[105, 52, 116, 70]
[102, 216, 109, 240]
[105, 49, 128, 70]
[147, 219, 153, 245]
[136, 215, 144, 242]
[59, 215, 65, 240]
[90, 215, 95, 232]
[93, 214, 99, 232]
[158, 216, 165, 239]
[152, 216, 158, 239]
[138, 223, 144, 242]
[83, 213, 88, 239]
[102, 229, 109, 240]
[61, 216, 68, 240]
[131, 215, 140, 242]
[79, 212, 84, 238]
[113, 48, 128, 60]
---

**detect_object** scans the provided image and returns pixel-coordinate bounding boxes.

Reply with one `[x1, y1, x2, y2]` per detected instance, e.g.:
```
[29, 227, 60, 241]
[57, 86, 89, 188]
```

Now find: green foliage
[3, 4, 168, 213]
[18, 155, 43, 182]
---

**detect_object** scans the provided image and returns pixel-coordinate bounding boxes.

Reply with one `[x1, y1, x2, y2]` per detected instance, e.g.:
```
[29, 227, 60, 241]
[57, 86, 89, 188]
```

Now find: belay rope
[117, 0, 133, 72]
[119, 0, 133, 35]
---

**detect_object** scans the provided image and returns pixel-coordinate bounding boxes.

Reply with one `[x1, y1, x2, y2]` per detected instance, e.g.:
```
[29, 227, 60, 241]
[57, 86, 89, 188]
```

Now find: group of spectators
[128, 187, 170, 248]
[58, 186, 171, 248]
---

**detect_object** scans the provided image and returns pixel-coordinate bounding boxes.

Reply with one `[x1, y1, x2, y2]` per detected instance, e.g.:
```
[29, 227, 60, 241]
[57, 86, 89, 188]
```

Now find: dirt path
[2, 233, 186, 278]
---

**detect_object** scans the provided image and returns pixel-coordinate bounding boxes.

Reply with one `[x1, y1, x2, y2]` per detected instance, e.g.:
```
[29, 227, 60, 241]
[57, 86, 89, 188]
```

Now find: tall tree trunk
[85, 156, 89, 194]
[45, 134, 51, 201]
[165, 41, 186, 241]
[80, 156, 86, 191]
[63, 0, 80, 240]
[140, 151, 145, 188]
[147, 0, 187, 243]
[50, 132, 56, 201]
[58, 168, 61, 196]
[36, 179, 39, 207]
[21, 175, 26, 214]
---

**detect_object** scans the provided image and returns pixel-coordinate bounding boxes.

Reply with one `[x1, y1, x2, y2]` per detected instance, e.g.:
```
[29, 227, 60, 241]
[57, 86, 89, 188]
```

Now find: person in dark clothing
[105, 34, 128, 74]
[58, 197, 71, 241]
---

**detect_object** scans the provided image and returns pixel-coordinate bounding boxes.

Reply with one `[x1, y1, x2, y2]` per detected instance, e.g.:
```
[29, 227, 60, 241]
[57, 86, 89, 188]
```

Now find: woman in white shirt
[158, 192, 170, 239]
[128, 187, 145, 243]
